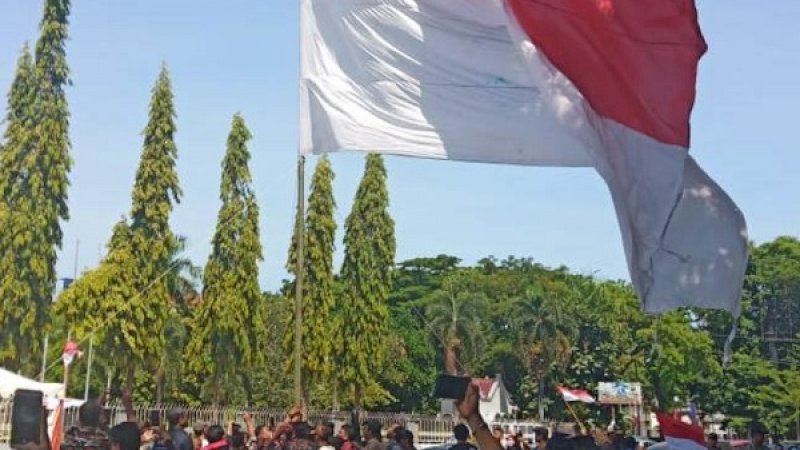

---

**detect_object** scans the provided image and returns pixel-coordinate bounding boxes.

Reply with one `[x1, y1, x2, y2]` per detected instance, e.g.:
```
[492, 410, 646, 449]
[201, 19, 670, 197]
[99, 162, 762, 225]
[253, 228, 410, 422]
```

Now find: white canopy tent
[0, 368, 64, 399]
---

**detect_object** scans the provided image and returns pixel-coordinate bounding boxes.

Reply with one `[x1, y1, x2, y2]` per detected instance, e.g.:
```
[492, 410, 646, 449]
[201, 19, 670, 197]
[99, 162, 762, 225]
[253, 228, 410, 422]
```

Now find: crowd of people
[11, 383, 789, 450]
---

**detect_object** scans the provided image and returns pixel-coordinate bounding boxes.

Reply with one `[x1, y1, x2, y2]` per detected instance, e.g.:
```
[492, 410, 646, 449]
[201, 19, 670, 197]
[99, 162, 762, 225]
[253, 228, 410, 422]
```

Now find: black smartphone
[433, 374, 470, 399]
[149, 409, 161, 427]
[10, 389, 44, 446]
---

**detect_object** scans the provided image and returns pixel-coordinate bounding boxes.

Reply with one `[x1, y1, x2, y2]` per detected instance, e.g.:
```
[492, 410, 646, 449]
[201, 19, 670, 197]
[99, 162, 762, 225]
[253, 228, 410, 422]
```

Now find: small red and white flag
[62, 341, 82, 366]
[557, 386, 595, 404]
[656, 413, 706, 450]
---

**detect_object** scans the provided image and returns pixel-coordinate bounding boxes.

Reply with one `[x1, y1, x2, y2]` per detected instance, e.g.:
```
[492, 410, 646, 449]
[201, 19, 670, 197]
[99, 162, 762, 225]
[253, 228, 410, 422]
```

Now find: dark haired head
[207, 425, 227, 443]
[79, 400, 104, 427]
[366, 420, 382, 439]
[166, 407, 186, 428]
[110, 422, 141, 450]
[453, 424, 470, 442]
[294, 422, 312, 440]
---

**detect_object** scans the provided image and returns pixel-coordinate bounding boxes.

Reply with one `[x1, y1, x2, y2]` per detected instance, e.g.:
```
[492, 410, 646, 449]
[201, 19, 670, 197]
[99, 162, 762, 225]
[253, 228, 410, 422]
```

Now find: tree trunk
[125, 363, 135, 397]
[444, 347, 458, 375]
[354, 383, 363, 409]
[537, 378, 545, 422]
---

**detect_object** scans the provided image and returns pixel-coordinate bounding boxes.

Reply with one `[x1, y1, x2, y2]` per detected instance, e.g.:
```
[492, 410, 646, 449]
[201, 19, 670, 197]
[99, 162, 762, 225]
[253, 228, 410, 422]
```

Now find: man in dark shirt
[449, 424, 477, 450]
[110, 422, 142, 450]
[167, 407, 193, 450]
[64, 399, 111, 450]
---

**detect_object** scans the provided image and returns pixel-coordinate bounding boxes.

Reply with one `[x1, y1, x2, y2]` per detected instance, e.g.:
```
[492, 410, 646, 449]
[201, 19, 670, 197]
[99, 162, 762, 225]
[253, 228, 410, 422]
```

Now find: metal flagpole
[84, 337, 94, 400]
[293, 155, 306, 410]
[40, 335, 49, 382]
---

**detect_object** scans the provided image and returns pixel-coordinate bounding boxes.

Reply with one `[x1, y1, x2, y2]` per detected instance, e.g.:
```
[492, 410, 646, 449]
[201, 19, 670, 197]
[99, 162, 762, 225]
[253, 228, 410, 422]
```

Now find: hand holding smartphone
[433, 374, 471, 400]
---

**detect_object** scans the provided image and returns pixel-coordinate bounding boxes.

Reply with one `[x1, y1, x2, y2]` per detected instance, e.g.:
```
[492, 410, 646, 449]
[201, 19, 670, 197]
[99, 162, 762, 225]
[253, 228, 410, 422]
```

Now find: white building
[441, 374, 518, 421]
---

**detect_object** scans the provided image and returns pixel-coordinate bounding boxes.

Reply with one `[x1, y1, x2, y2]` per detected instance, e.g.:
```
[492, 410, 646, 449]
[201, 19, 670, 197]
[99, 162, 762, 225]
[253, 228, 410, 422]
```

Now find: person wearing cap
[167, 407, 192, 450]
[109, 422, 142, 450]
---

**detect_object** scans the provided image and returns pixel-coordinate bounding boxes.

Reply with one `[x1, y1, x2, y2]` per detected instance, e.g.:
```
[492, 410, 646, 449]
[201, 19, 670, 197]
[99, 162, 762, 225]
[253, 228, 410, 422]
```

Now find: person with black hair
[449, 425, 477, 450]
[397, 430, 416, 450]
[364, 420, 383, 450]
[705, 433, 719, 450]
[109, 423, 141, 450]
[338, 425, 357, 450]
[316, 424, 335, 450]
[203, 425, 229, 450]
[63, 399, 111, 450]
[534, 428, 549, 450]
[750, 428, 770, 450]
[286, 422, 314, 450]
[167, 408, 192, 450]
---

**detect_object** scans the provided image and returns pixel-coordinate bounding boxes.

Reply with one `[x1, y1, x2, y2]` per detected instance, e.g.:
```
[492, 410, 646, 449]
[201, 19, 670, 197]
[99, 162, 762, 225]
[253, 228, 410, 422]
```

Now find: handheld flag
[62, 341, 82, 366]
[656, 413, 706, 450]
[299, 0, 748, 316]
[557, 386, 595, 404]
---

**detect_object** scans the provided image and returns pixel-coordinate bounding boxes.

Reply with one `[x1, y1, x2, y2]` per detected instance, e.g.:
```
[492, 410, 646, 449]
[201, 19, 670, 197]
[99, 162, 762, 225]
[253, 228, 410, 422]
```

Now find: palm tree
[425, 270, 486, 375]
[155, 235, 201, 402]
[516, 278, 579, 420]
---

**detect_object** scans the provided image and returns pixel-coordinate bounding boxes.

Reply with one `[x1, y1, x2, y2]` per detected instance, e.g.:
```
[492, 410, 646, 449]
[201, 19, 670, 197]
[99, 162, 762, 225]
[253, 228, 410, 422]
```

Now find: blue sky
[0, 1, 798, 292]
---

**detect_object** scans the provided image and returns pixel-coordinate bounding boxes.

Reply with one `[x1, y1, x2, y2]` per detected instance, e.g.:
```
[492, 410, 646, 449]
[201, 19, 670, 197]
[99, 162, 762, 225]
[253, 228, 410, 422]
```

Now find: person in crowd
[449, 424, 477, 450]
[493, 427, 505, 444]
[706, 433, 720, 450]
[325, 422, 341, 450]
[386, 425, 405, 450]
[363, 420, 384, 450]
[253, 425, 273, 450]
[534, 428, 549, 450]
[166, 408, 192, 450]
[397, 430, 416, 450]
[193, 423, 209, 450]
[750, 428, 770, 450]
[203, 426, 229, 450]
[316, 424, 335, 450]
[338, 425, 358, 450]
[287, 422, 314, 450]
[622, 436, 637, 450]
[63, 399, 111, 450]
[109, 423, 142, 450]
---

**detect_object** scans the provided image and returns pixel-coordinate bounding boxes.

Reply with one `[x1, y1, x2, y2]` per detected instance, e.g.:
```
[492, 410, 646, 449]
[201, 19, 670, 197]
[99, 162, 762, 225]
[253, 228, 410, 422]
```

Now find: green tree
[186, 114, 264, 404]
[119, 65, 182, 390]
[0, 0, 73, 374]
[339, 154, 396, 407]
[285, 155, 338, 400]
[0, 45, 41, 371]
[515, 279, 578, 420]
[425, 270, 486, 375]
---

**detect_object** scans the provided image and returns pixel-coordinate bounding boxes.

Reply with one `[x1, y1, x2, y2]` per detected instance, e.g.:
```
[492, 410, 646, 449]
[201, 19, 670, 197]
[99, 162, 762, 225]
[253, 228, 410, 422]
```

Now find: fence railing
[0, 400, 544, 446]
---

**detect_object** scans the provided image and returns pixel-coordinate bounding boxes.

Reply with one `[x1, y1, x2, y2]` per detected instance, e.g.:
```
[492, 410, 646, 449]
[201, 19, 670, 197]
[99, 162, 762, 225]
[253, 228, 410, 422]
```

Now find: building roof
[473, 377, 498, 401]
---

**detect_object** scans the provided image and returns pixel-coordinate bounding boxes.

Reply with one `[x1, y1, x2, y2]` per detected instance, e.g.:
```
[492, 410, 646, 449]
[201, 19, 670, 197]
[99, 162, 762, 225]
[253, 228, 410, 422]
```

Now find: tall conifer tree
[285, 156, 337, 396]
[0, 45, 41, 370]
[0, 0, 73, 373]
[187, 114, 264, 404]
[57, 66, 180, 389]
[339, 154, 396, 406]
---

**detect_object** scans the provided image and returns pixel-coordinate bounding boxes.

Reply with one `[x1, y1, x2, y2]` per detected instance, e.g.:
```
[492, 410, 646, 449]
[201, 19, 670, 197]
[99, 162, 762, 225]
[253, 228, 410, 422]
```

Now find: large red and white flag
[656, 413, 706, 450]
[300, 0, 748, 314]
[557, 386, 595, 404]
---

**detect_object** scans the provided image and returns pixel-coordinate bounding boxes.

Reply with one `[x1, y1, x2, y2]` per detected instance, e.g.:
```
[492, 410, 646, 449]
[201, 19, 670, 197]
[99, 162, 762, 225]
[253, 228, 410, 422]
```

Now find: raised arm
[457, 381, 502, 450]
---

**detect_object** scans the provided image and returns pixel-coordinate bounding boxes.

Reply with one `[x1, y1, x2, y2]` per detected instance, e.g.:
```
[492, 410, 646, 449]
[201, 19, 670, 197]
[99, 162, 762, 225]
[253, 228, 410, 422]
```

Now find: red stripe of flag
[505, 0, 707, 147]
[656, 413, 706, 447]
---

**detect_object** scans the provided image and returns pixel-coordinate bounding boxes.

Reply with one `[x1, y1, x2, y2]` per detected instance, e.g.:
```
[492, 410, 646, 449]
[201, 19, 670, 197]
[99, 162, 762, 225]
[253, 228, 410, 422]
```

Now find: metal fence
[0, 400, 543, 446]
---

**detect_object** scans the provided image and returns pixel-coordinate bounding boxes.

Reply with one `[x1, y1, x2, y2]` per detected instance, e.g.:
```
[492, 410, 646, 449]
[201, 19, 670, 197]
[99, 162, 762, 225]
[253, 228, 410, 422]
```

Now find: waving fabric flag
[299, 0, 748, 315]
[62, 341, 82, 366]
[557, 386, 595, 404]
[656, 413, 706, 450]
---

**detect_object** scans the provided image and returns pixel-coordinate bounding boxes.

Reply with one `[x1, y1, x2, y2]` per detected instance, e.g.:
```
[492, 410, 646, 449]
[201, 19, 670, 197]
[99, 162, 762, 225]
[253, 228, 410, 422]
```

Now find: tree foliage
[339, 154, 396, 406]
[0, 0, 73, 375]
[285, 155, 338, 396]
[186, 114, 264, 404]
